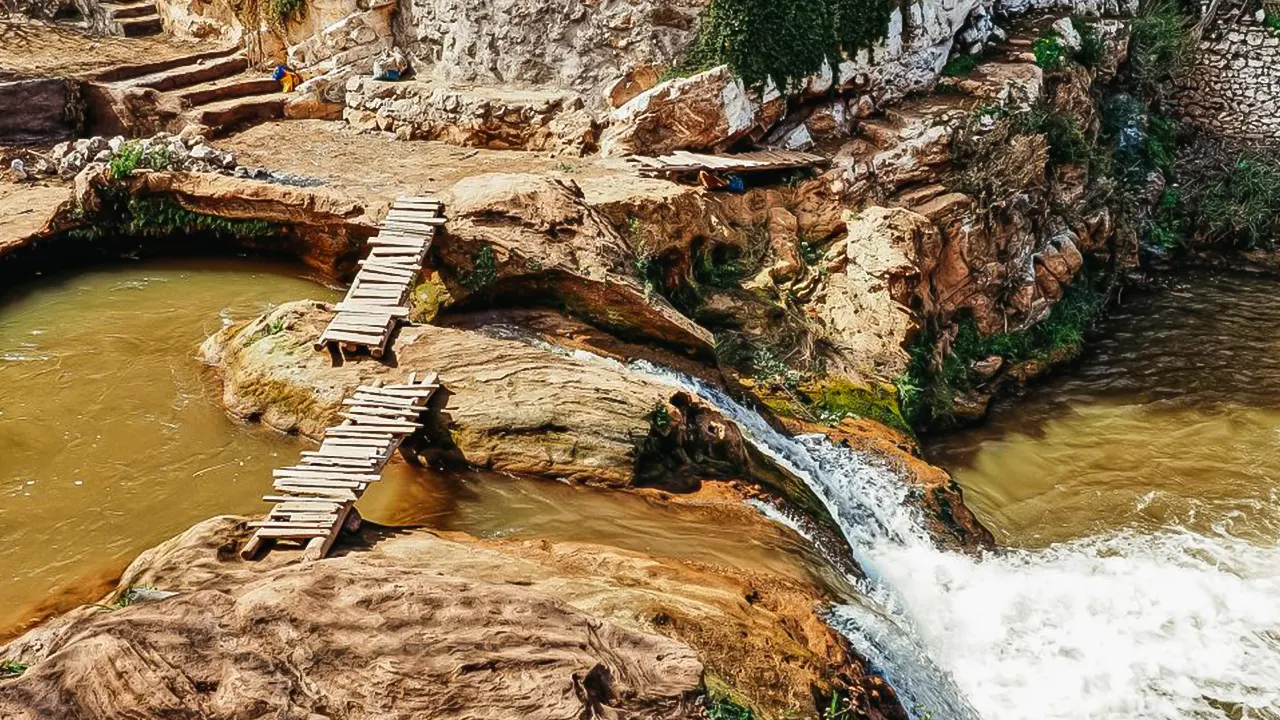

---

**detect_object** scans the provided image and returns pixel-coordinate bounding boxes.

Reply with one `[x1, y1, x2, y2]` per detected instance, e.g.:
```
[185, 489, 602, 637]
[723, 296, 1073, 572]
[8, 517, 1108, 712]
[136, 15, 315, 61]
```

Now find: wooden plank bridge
[315, 196, 444, 359]
[244, 197, 448, 561]
[242, 373, 441, 560]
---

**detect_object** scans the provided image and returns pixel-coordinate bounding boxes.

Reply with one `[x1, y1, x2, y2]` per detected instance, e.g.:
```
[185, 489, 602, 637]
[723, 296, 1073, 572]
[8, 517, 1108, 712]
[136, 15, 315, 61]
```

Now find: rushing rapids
[619, 355, 1280, 720]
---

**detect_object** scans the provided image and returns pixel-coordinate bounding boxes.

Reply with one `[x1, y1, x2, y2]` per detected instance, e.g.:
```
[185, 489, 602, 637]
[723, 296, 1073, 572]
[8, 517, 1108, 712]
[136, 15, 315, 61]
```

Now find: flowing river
[625, 270, 1280, 720]
[3, 258, 1277, 719]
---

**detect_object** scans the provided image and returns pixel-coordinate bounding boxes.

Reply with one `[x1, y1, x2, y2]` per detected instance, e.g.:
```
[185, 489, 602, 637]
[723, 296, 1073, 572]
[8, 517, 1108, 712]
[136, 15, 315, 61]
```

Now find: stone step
[89, 46, 240, 83]
[118, 14, 163, 37]
[105, 0, 155, 19]
[127, 54, 248, 92]
[176, 75, 281, 108]
[187, 93, 287, 136]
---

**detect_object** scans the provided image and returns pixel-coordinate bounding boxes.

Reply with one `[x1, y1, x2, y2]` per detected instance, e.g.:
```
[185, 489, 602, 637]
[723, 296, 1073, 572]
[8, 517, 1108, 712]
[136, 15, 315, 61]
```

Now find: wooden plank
[350, 392, 420, 406]
[339, 413, 422, 429]
[252, 527, 332, 538]
[344, 405, 421, 418]
[320, 435, 392, 447]
[273, 468, 378, 481]
[335, 303, 408, 316]
[320, 330, 387, 345]
[386, 211, 447, 225]
[272, 485, 359, 501]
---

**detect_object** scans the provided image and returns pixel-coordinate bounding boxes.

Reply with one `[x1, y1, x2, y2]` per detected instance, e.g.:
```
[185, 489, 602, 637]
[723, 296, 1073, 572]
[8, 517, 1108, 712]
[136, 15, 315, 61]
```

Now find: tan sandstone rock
[435, 173, 713, 355]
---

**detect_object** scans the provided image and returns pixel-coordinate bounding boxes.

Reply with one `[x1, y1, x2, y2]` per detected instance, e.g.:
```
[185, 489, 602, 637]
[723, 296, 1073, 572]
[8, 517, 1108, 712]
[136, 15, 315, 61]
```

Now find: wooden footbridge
[244, 196, 445, 561]
[316, 197, 444, 359]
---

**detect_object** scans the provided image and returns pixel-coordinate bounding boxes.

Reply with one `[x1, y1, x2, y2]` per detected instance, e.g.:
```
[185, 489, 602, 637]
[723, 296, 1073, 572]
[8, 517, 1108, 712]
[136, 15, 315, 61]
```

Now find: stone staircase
[100, 0, 163, 36]
[110, 48, 289, 136]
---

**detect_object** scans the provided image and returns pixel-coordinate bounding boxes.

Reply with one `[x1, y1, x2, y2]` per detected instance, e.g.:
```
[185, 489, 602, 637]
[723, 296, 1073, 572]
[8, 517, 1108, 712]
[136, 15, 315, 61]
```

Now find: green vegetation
[108, 140, 174, 180]
[900, 280, 1105, 425]
[462, 245, 498, 291]
[649, 402, 672, 430]
[808, 379, 912, 435]
[715, 332, 804, 388]
[1072, 16, 1105, 69]
[70, 188, 275, 243]
[269, 0, 305, 23]
[942, 54, 980, 78]
[1180, 149, 1280, 250]
[705, 681, 755, 720]
[680, 0, 893, 91]
[1266, 12, 1280, 34]
[1033, 31, 1066, 71]
[0, 660, 28, 679]
[1127, 0, 1194, 92]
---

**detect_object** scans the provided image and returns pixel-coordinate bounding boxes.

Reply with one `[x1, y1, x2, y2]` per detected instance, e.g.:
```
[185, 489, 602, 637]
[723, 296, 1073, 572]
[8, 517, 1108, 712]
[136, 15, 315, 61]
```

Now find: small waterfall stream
[624, 360, 1280, 720]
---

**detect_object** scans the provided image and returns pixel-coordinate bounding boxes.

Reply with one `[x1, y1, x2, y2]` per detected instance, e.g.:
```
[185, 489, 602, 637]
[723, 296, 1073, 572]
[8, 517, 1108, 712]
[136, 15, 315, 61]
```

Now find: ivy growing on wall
[683, 0, 894, 92]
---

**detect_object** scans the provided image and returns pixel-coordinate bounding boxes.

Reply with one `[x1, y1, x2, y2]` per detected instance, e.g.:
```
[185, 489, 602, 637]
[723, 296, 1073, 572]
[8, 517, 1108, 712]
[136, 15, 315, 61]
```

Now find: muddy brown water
[928, 271, 1280, 548]
[0, 258, 831, 638]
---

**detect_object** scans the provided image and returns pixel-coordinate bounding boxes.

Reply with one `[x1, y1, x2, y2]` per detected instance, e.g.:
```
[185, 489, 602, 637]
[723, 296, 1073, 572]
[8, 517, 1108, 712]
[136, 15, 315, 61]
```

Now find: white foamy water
[627, 361, 1280, 720]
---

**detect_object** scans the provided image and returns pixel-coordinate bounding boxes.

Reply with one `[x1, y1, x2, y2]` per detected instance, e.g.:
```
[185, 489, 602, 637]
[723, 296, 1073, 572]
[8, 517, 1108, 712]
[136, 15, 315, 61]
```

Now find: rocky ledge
[0, 515, 903, 719]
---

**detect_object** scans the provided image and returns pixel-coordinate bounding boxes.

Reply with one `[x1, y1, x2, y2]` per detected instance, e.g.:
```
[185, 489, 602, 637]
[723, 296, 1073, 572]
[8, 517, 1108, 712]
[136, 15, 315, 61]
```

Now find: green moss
[806, 379, 912, 436]
[682, 0, 892, 91]
[410, 274, 452, 323]
[705, 678, 755, 720]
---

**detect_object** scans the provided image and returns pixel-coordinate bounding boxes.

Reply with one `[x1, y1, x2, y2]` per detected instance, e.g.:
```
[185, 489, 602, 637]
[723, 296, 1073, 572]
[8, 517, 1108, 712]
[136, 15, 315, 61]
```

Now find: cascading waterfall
[621, 359, 1280, 720]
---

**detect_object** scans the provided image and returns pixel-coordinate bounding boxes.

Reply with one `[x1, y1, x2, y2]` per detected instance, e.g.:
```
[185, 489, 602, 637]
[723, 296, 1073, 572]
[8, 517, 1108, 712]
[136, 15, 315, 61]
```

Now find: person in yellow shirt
[272, 64, 304, 93]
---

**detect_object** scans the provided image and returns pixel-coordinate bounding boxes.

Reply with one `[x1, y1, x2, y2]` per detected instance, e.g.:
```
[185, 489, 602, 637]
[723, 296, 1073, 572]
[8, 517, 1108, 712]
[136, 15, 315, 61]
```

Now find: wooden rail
[242, 373, 440, 561]
[315, 197, 444, 359]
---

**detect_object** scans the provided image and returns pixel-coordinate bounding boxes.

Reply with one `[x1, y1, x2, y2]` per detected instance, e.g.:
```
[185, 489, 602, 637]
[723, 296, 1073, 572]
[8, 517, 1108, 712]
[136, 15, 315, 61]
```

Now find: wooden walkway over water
[242, 373, 441, 560]
[246, 197, 448, 561]
[315, 197, 444, 359]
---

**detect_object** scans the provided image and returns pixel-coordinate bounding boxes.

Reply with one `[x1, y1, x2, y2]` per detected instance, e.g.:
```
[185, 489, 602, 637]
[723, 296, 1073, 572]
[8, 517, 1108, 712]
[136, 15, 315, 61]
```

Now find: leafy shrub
[1144, 187, 1185, 249]
[942, 54, 980, 77]
[463, 245, 498, 291]
[1128, 0, 1194, 91]
[1033, 31, 1066, 70]
[685, 0, 892, 91]
[108, 141, 145, 180]
[1266, 12, 1280, 34]
[269, 0, 304, 23]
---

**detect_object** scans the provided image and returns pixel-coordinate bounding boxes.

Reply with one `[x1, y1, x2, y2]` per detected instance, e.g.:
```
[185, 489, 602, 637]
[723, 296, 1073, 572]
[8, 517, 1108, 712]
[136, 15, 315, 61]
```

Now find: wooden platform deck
[241, 373, 440, 561]
[315, 197, 445, 359]
[626, 149, 827, 177]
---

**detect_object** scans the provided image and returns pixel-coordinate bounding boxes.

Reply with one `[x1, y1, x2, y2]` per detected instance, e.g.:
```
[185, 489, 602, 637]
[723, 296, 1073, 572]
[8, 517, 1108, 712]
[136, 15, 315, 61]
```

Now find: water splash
[628, 361, 1280, 720]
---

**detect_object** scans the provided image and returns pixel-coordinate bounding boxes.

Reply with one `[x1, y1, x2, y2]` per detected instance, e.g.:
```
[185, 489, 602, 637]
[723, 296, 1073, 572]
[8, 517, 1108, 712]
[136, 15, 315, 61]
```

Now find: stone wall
[1174, 9, 1280, 144]
[343, 77, 599, 153]
[394, 0, 707, 110]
